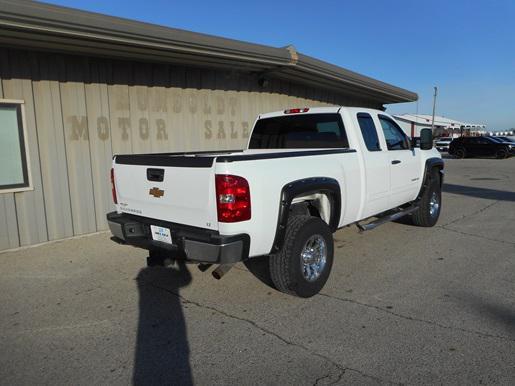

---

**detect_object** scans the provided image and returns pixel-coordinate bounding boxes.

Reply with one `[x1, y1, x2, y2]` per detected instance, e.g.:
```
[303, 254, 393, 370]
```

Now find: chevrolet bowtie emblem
[149, 187, 165, 198]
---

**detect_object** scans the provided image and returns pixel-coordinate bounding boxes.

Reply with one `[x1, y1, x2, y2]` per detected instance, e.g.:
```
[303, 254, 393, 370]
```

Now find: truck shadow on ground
[134, 262, 193, 385]
[443, 183, 515, 202]
[243, 256, 276, 289]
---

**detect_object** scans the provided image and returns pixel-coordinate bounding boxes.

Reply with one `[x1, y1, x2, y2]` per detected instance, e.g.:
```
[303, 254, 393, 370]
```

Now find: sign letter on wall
[118, 117, 130, 141]
[204, 120, 212, 139]
[69, 116, 89, 140]
[97, 116, 109, 141]
[139, 118, 149, 140]
[156, 119, 168, 140]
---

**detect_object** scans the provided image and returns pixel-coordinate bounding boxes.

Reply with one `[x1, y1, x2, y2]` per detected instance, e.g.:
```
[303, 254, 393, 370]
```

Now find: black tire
[496, 148, 508, 159]
[412, 170, 441, 227]
[455, 148, 466, 159]
[269, 216, 334, 298]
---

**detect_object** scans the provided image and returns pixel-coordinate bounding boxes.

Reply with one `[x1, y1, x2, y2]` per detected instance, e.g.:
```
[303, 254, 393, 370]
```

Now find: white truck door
[376, 114, 420, 207]
[355, 112, 391, 218]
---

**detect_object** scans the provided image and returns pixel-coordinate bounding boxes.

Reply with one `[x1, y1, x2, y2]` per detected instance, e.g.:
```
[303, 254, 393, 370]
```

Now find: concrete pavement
[1, 157, 514, 385]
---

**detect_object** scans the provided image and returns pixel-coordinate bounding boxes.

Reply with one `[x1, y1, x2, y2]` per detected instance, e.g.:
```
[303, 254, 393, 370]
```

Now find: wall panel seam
[30, 76, 50, 241]
[82, 79, 98, 231]
[57, 68, 76, 237]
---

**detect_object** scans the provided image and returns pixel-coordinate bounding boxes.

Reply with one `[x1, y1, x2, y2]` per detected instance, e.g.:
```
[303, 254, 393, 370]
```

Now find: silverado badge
[149, 187, 164, 198]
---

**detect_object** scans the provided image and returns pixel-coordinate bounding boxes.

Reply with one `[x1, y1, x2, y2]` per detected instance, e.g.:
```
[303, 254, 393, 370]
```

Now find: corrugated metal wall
[0, 48, 369, 251]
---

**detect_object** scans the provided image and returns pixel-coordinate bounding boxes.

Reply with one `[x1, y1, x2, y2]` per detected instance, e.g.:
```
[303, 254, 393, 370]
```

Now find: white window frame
[0, 99, 33, 194]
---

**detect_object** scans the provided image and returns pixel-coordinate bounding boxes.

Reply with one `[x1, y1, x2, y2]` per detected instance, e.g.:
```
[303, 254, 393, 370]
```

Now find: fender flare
[417, 157, 444, 199]
[270, 177, 341, 254]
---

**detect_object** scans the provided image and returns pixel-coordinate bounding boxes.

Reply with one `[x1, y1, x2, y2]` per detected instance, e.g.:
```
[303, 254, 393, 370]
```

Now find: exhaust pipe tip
[212, 264, 233, 280]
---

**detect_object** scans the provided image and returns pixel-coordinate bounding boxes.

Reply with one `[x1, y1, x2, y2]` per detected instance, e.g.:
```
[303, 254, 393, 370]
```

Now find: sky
[44, 0, 515, 130]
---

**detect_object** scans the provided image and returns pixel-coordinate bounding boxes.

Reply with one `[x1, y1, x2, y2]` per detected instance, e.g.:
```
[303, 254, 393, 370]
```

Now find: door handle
[391, 160, 401, 165]
[147, 168, 165, 182]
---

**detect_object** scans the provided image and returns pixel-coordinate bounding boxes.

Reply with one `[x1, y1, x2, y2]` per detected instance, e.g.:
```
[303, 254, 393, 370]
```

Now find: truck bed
[112, 147, 356, 235]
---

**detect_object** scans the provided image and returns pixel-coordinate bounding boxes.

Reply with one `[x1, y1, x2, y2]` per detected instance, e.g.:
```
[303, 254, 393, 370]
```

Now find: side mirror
[420, 128, 433, 150]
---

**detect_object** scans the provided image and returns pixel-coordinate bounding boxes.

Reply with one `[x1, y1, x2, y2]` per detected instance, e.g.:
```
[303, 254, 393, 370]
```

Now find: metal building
[0, 0, 417, 251]
[394, 113, 486, 137]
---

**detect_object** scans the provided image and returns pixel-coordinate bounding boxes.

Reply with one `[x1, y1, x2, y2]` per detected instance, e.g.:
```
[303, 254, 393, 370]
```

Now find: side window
[357, 113, 381, 151]
[0, 101, 32, 193]
[378, 115, 410, 150]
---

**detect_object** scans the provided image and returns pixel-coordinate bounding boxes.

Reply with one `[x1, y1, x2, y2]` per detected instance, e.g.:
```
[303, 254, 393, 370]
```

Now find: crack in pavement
[140, 279, 396, 385]
[313, 370, 344, 386]
[439, 200, 499, 227]
[438, 226, 515, 246]
[318, 293, 515, 344]
[436, 200, 515, 245]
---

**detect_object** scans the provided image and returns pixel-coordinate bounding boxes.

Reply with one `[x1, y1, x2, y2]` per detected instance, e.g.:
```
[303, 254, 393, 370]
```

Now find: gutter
[280, 48, 417, 102]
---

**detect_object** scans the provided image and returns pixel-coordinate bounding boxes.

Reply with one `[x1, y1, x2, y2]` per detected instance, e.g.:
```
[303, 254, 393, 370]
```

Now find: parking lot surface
[1, 157, 514, 385]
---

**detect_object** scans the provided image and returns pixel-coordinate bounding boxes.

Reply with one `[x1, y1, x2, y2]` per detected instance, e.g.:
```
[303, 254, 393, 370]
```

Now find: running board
[357, 205, 419, 232]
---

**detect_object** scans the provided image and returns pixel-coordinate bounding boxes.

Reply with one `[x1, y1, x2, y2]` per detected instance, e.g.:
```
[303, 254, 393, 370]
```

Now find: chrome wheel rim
[429, 192, 440, 217]
[300, 235, 327, 282]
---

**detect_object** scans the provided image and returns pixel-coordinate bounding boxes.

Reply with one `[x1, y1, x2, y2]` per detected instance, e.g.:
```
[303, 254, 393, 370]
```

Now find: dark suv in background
[449, 136, 515, 159]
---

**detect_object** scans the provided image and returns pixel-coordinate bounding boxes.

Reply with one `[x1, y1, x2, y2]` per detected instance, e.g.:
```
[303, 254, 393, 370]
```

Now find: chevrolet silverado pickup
[107, 107, 444, 297]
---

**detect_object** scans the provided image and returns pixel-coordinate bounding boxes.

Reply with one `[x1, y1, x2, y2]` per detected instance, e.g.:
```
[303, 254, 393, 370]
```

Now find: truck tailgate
[113, 155, 218, 231]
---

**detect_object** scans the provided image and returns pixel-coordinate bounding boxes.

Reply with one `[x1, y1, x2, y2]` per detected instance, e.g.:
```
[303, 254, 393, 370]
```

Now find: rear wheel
[455, 148, 466, 159]
[496, 148, 508, 159]
[269, 216, 334, 297]
[412, 170, 441, 227]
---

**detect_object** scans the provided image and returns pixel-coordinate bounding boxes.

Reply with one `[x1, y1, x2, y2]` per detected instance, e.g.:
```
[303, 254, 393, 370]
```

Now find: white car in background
[434, 137, 453, 152]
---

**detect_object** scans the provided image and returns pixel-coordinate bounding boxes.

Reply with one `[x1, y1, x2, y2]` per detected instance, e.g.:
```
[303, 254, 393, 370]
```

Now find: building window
[0, 100, 32, 193]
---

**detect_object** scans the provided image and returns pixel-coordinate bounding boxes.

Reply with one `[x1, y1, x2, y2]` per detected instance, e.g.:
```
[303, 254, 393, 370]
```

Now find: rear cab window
[249, 113, 349, 149]
[357, 112, 381, 151]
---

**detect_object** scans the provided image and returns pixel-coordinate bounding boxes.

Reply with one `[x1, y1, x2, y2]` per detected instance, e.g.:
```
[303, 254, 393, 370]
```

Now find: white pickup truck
[107, 107, 443, 297]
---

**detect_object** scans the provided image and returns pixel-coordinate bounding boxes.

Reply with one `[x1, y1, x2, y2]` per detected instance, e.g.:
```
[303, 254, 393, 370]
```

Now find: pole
[431, 86, 438, 132]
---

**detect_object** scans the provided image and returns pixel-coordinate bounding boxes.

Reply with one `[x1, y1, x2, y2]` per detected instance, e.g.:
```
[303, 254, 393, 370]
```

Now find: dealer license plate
[150, 225, 172, 244]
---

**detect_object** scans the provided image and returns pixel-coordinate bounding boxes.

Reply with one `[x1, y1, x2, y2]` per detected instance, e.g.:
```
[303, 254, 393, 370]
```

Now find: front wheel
[269, 216, 334, 298]
[412, 170, 441, 227]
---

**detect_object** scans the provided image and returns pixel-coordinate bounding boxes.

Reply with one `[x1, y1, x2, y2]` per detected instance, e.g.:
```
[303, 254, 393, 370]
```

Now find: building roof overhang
[0, 0, 417, 105]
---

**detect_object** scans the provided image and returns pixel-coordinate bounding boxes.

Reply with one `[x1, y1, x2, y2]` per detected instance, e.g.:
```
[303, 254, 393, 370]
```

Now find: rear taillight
[215, 174, 251, 222]
[110, 168, 117, 204]
[284, 107, 309, 114]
